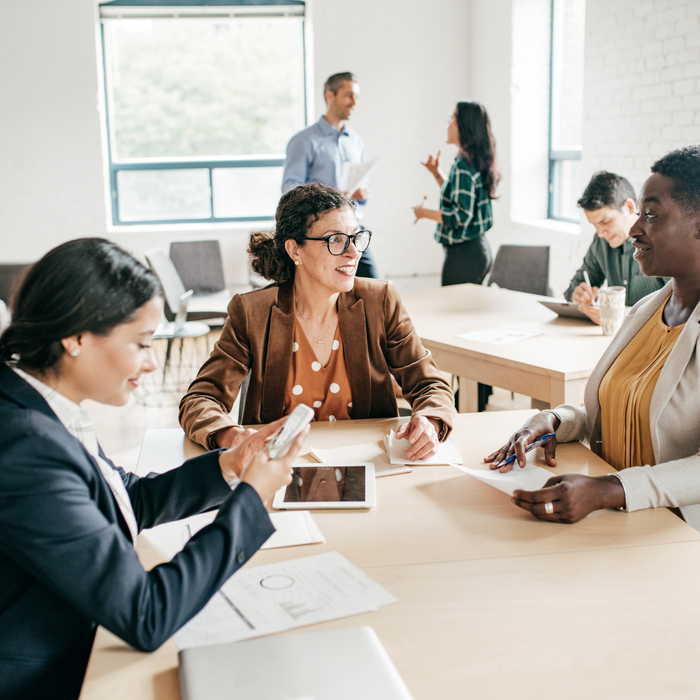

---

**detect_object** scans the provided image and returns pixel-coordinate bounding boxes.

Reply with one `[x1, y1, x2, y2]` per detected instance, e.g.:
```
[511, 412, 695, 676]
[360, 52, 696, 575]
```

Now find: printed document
[340, 159, 378, 194]
[455, 326, 543, 345]
[173, 551, 397, 649]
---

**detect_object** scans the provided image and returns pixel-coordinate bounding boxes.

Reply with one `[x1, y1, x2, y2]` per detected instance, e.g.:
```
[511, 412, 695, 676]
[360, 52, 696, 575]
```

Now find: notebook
[179, 625, 414, 700]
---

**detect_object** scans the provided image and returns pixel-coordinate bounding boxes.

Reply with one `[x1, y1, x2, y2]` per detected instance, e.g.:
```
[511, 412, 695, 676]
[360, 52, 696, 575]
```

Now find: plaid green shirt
[564, 235, 668, 306]
[435, 156, 493, 245]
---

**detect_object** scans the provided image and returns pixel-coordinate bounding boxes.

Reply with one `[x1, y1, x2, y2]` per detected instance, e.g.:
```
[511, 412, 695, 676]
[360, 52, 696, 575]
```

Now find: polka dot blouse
[284, 320, 353, 422]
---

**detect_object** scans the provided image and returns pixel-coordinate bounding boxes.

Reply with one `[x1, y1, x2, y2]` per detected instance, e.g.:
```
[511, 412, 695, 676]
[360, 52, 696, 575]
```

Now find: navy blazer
[0, 364, 275, 700]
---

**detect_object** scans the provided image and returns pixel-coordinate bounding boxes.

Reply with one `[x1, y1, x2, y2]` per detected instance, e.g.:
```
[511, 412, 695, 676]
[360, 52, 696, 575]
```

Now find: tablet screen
[283, 465, 366, 503]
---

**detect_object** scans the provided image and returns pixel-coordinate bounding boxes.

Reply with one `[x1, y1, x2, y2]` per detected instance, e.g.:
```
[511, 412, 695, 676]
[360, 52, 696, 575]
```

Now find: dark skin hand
[484, 412, 625, 523]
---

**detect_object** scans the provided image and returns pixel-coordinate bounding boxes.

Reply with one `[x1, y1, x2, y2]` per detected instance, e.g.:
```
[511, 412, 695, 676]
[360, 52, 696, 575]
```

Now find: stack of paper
[173, 551, 397, 649]
[452, 462, 553, 496]
[308, 442, 412, 478]
[383, 429, 463, 466]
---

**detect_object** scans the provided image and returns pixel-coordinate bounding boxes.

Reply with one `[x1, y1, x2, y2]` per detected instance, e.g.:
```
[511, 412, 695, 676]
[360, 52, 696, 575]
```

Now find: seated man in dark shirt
[564, 171, 668, 324]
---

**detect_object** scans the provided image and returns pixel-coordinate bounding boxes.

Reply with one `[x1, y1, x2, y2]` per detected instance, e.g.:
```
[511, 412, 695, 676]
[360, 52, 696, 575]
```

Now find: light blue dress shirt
[282, 116, 366, 196]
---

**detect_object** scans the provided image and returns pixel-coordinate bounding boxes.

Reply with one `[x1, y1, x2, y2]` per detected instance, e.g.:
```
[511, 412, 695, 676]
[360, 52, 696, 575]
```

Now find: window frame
[547, 0, 584, 224]
[98, 2, 307, 226]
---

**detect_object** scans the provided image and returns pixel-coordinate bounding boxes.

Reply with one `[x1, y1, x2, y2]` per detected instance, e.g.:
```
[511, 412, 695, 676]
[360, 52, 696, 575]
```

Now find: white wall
[582, 0, 700, 192]
[0, 0, 470, 283]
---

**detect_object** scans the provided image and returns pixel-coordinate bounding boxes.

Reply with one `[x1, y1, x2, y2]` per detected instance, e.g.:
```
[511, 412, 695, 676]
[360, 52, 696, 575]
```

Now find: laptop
[538, 299, 594, 322]
[179, 626, 415, 700]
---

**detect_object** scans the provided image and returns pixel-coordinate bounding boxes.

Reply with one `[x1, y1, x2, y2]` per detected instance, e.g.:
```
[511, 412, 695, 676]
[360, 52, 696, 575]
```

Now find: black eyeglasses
[300, 230, 372, 255]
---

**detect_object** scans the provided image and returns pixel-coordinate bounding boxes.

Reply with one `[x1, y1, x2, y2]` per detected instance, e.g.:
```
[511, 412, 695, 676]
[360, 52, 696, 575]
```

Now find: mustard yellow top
[599, 298, 684, 471]
[284, 320, 352, 422]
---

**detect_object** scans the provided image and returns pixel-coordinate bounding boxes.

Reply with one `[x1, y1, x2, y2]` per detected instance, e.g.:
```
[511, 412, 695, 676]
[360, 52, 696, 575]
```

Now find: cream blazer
[554, 281, 700, 530]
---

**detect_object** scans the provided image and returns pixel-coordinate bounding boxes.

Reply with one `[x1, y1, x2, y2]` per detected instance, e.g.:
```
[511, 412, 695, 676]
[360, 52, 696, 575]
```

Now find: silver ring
[544, 502, 554, 515]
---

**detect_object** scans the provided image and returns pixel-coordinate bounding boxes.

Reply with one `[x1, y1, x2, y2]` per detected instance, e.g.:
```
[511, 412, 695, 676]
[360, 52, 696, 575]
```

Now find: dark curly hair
[0, 238, 162, 372]
[455, 101, 500, 200]
[651, 146, 700, 217]
[249, 183, 355, 284]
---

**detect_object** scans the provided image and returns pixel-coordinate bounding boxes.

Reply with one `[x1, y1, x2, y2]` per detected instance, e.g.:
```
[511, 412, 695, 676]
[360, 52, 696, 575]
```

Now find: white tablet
[272, 462, 376, 510]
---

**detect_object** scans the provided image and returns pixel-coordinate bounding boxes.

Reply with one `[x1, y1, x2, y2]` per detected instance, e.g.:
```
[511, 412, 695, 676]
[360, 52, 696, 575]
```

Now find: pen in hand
[497, 433, 556, 468]
[582, 270, 596, 305]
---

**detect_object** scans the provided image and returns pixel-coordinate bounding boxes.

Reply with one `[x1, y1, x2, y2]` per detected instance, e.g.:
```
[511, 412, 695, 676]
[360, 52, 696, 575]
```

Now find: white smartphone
[266, 404, 314, 459]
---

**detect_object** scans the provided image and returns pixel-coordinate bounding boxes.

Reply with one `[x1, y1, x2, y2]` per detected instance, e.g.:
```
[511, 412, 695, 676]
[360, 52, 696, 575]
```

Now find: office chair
[487, 245, 551, 296]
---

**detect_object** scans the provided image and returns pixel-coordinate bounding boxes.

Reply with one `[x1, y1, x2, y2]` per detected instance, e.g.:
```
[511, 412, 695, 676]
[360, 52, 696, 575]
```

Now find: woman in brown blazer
[180, 183, 456, 461]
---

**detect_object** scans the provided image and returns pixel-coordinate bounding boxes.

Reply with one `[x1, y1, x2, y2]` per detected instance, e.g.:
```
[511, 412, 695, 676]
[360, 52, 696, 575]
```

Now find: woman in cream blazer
[486, 146, 700, 530]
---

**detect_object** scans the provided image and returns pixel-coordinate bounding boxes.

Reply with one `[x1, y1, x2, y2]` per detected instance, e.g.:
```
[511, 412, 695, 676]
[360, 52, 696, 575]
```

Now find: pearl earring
[294, 260, 300, 266]
[70, 348, 81, 357]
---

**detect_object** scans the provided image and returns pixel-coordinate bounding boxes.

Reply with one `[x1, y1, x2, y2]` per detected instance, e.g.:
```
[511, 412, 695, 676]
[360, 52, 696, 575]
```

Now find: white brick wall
[583, 0, 700, 192]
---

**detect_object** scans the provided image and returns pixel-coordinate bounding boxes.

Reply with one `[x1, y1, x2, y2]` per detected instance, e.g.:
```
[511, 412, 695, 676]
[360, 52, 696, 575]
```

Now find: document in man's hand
[340, 158, 378, 194]
[173, 551, 397, 650]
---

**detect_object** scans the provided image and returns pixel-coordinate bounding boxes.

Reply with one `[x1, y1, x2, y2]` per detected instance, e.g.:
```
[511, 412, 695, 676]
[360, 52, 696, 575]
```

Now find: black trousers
[442, 235, 493, 410]
[441, 236, 492, 287]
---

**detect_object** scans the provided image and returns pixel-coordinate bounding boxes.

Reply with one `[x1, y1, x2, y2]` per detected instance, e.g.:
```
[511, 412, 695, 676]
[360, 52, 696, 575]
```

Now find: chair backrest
[173, 290, 193, 333]
[0, 263, 31, 304]
[145, 249, 187, 321]
[487, 245, 551, 296]
[169, 240, 227, 295]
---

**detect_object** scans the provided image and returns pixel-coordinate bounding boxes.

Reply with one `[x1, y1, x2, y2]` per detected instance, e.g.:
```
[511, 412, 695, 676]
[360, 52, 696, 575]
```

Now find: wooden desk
[80, 412, 700, 700]
[399, 284, 612, 412]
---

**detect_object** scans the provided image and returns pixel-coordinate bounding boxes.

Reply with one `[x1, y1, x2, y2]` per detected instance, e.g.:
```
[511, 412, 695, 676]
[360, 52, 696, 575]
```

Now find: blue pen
[500, 433, 556, 467]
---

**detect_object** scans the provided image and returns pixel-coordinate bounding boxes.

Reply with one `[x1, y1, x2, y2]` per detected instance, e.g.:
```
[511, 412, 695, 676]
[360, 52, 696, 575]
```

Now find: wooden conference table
[81, 411, 700, 700]
[400, 284, 613, 412]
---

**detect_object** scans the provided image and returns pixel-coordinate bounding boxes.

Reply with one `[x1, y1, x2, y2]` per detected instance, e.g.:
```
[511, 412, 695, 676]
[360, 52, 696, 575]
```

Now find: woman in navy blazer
[0, 239, 304, 700]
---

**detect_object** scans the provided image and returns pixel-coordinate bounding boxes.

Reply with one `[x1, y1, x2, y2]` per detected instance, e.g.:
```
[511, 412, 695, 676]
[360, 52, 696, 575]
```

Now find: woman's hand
[241, 427, 309, 504]
[218, 418, 285, 481]
[512, 474, 626, 523]
[484, 411, 560, 472]
[395, 416, 440, 460]
[213, 425, 258, 449]
[413, 198, 443, 224]
[421, 151, 445, 185]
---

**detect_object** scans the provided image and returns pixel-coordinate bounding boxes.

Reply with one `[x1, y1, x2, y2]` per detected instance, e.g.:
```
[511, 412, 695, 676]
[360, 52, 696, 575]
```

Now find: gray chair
[145, 248, 229, 323]
[0, 264, 31, 304]
[487, 245, 551, 296]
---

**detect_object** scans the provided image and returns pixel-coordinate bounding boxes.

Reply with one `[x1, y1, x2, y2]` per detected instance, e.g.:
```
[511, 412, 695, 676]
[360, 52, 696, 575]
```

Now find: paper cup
[599, 286, 626, 336]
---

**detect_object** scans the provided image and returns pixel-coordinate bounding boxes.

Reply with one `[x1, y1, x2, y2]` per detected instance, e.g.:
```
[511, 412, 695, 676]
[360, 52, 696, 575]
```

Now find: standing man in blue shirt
[282, 71, 378, 278]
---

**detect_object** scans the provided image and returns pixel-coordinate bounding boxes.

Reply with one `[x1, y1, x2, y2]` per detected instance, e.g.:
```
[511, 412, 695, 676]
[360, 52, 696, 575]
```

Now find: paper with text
[173, 551, 397, 649]
[340, 159, 378, 194]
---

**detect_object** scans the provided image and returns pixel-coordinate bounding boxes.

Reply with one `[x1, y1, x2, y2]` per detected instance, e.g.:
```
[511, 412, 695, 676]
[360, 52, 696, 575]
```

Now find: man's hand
[571, 282, 599, 304]
[350, 185, 369, 201]
[578, 303, 601, 325]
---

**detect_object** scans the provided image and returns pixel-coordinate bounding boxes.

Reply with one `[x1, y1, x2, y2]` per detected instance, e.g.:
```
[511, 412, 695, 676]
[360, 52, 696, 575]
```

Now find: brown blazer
[179, 278, 456, 447]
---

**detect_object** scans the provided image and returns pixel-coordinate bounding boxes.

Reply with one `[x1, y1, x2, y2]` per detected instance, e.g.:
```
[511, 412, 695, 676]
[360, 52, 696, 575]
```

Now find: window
[548, 0, 585, 222]
[99, 1, 307, 225]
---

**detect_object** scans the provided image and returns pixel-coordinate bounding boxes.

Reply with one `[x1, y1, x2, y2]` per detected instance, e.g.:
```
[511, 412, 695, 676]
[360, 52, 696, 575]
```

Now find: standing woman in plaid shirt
[414, 101, 500, 286]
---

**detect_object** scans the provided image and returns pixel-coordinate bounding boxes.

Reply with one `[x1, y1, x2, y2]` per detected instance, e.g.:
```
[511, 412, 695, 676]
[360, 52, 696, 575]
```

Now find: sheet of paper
[173, 551, 397, 649]
[451, 462, 554, 496]
[339, 158, 378, 194]
[308, 442, 412, 478]
[455, 326, 543, 345]
[384, 430, 464, 466]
